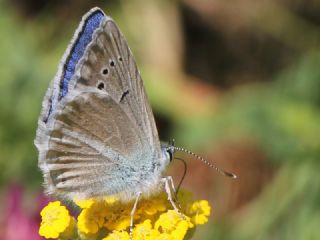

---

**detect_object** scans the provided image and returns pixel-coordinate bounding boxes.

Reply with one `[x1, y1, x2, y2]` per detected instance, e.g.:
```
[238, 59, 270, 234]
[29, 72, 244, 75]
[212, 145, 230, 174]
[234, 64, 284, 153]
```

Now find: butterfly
[34, 6, 176, 201]
[35, 7, 236, 235]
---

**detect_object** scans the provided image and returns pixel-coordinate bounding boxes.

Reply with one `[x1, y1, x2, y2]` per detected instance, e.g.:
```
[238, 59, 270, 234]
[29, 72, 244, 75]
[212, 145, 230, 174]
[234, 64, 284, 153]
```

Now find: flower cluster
[38, 190, 211, 240]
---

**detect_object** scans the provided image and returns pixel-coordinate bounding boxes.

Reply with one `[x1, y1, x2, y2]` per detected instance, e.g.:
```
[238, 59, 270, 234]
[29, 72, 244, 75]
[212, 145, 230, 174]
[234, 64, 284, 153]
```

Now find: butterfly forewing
[73, 18, 161, 156]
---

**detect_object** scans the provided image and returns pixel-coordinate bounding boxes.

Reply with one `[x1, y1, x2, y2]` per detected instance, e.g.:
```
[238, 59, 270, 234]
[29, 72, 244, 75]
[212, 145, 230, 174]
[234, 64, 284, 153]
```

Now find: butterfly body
[35, 7, 172, 202]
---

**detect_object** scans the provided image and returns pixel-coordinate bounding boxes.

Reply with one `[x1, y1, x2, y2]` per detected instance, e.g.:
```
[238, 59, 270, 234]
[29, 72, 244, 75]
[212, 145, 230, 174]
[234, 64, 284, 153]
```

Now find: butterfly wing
[72, 16, 161, 154]
[35, 8, 163, 200]
[38, 90, 155, 199]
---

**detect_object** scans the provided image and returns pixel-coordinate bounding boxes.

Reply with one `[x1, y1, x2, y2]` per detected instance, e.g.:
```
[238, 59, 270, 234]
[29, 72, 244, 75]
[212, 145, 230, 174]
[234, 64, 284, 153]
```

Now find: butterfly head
[161, 139, 175, 162]
[157, 141, 175, 174]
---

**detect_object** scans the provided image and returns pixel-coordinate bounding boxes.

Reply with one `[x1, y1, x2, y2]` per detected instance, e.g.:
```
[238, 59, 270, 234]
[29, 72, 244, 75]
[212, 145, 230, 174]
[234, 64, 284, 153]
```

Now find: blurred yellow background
[0, 0, 319, 239]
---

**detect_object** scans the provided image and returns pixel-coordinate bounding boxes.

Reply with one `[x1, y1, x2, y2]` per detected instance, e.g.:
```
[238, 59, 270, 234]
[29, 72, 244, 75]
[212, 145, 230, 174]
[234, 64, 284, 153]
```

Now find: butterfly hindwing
[40, 91, 155, 199]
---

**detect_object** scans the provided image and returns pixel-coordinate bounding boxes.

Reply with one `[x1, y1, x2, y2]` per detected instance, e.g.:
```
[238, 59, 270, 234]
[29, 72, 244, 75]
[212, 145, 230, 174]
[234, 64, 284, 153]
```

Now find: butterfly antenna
[174, 147, 237, 179]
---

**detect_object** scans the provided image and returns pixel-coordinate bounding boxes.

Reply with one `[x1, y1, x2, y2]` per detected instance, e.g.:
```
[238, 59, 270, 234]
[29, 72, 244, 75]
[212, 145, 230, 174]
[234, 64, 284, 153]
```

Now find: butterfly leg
[161, 177, 185, 220]
[167, 176, 177, 193]
[166, 176, 183, 209]
[130, 191, 141, 240]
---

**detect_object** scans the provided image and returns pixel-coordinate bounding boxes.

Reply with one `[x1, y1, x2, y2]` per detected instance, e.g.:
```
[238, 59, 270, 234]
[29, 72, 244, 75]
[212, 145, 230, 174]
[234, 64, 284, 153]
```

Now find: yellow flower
[74, 198, 96, 209]
[187, 200, 211, 225]
[78, 201, 107, 234]
[104, 195, 119, 204]
[139, 193, 167, 216]
[104, 201, 132, 231]
[39, 188, 212, 239]
[155, 234, 172, 240]
[155, 210, 193, 240]
[39, 201, 75, 239]
[102, 230, 130, 240]
[132, 219, 160, 239]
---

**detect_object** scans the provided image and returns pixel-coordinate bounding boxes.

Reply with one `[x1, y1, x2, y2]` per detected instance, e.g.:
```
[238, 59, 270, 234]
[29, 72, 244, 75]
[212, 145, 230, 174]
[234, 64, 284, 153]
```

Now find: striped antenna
[174, 147, 237, 179]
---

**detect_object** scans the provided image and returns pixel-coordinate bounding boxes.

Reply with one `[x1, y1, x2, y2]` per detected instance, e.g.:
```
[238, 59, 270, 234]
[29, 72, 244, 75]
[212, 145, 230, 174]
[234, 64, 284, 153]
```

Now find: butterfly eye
[110, 60, 115, 67]
[166, 148, 174, 162]
[102, 68, 109, 75]
[118, 56, 123, 62]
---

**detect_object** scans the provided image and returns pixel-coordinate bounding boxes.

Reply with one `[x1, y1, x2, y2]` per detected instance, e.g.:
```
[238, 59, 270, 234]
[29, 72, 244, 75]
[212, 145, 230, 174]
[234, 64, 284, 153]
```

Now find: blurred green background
[0, 0, 320, 239]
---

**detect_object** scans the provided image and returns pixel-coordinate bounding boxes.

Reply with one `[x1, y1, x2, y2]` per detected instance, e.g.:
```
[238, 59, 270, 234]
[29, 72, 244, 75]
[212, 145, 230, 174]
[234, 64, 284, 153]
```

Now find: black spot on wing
[120, 90, 129, 103]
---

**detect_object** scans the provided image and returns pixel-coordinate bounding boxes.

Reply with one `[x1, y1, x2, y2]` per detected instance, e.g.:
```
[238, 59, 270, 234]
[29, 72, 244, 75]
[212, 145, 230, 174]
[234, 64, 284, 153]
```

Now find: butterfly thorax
[110, 144, 172, 201]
